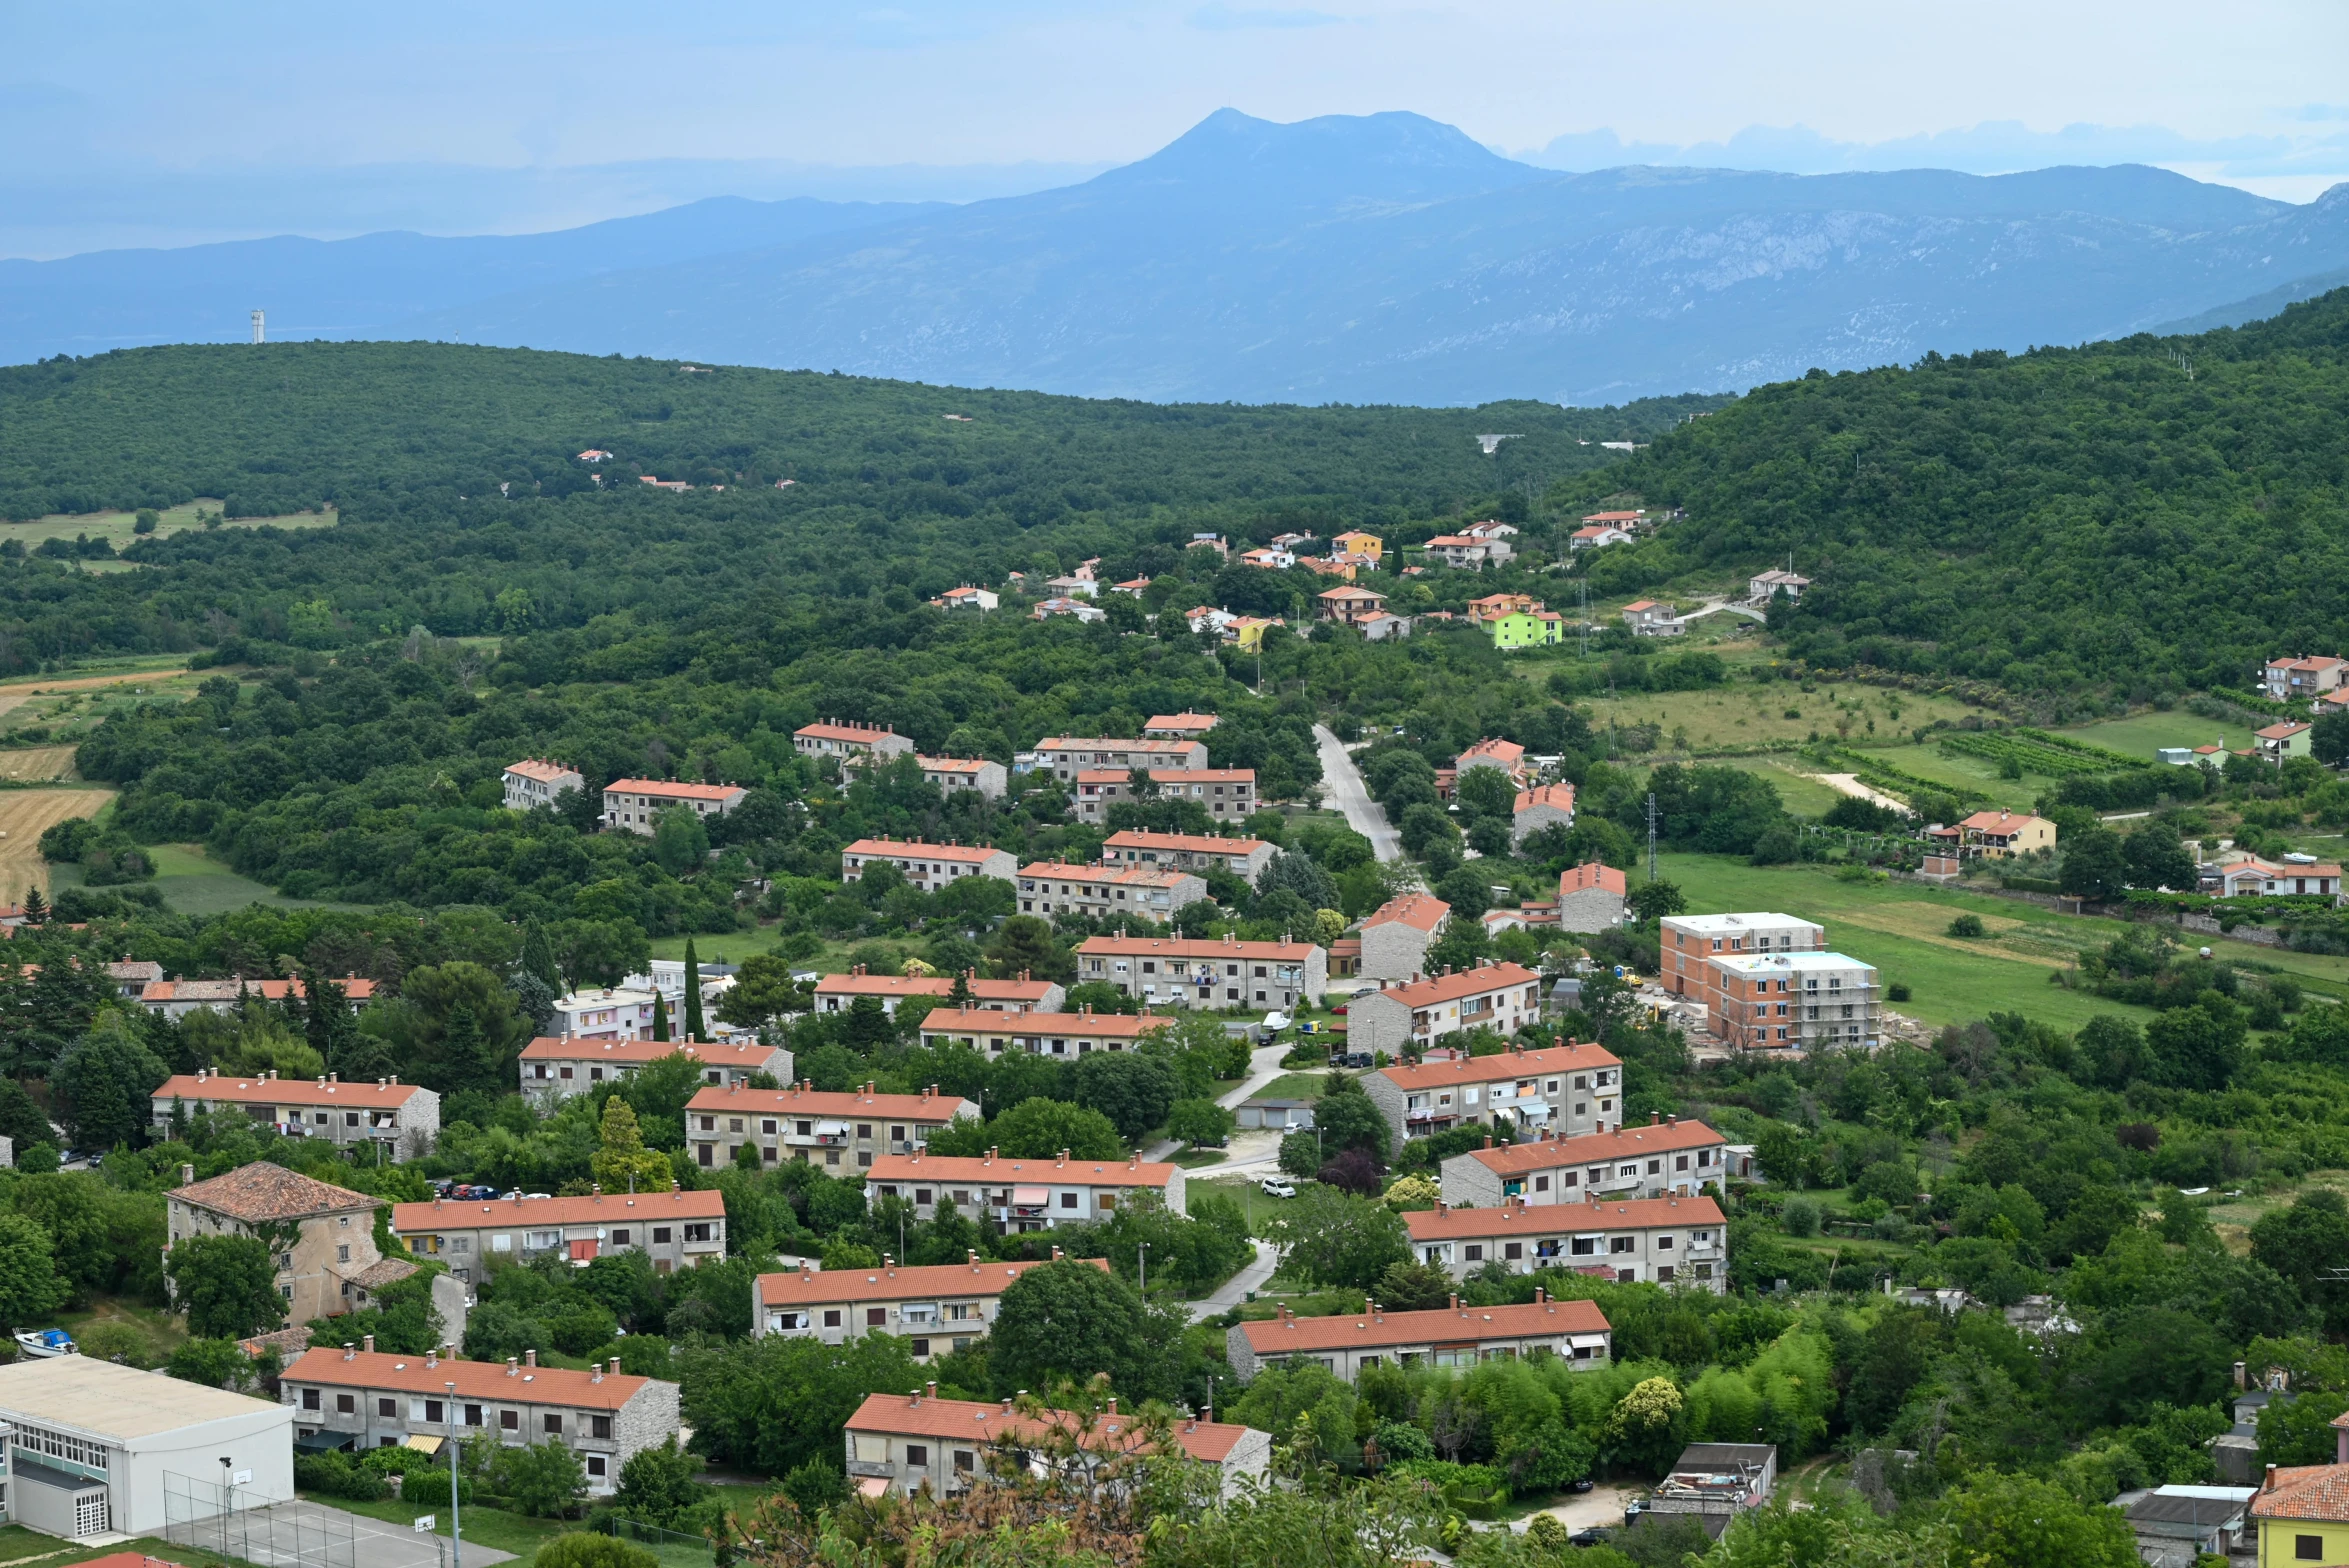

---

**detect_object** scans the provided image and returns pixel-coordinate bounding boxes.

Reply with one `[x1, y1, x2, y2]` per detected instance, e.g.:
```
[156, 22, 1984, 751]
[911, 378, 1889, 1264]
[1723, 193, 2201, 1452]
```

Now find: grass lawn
[0, 1524, 253, 1568]
[5, 500, 335, 550]
[1708, 756, 1847, 818]
[2055, 709, 2261, 761]
[1861, 743, 2042, 811]
[54, 1293, 190, 1362]
[1252, 1071, 1342, 1103]
[304, 1493, 573, 1562]
[1191, 1174, 1318, 1235]
[1522, 666, 1996, 756]
[101, 843, 367, 914]
[1166, 1147, 1229, 1168]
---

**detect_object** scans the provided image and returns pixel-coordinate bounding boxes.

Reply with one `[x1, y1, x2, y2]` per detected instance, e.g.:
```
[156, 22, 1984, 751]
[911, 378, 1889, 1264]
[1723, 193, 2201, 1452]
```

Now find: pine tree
[303, 972, 353, 1071]
[682, 939, 705, 1042]
[948, 969, 975, 1007]
[21, 887, 45, 925]
[440, 1004, 497, 1095]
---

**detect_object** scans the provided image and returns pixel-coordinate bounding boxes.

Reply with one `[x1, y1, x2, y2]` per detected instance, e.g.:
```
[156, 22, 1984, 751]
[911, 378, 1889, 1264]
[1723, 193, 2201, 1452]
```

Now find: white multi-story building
[1226, 1291, 1608, 1383]
[813, 969, 1063, 1016]
[794, 720, 917, 762]
[912, 756, 1008, 799]
[841, 837, 1018, 890]
[1015, 861, 1206, 924]
[151, 1071, 437, 1152]
[1405, 1193, 1728, 1291]
[1073, 768, 1257, 822]
[1074, 933, 1325, 1010]
[686, 1082, 977, 1171]
[1357, 892, 1450, 983]
[915, 1006, 1175, 1058]
[601, 779, 746, 834]
[865, 1149, 1186, 1231]
[391, 1188, 727, 1278]
[1362, 1039, 1620, 1147]
[502, 759, 583, 811]
[1344, 961, 1544, 1058]
[1032, 737, 1207, 782]
[1659, 912, 1827, 1004]
[845, 1390, 1270, 1500]
[518, 1037, 792, 1100]
[1439, 1116, 1728, 1207]
[752, 1253, 1093, 1358]
[1707, 951, 1881, 1050]
[1098, 830, 1274, 879]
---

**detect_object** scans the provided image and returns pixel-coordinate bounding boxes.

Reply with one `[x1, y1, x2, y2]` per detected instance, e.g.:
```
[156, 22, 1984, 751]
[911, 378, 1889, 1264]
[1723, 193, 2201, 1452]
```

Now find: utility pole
[1646, 792, 1659, 883]
[447, 1382, 463, 1568]
[1138, 1241, 1149, 1296]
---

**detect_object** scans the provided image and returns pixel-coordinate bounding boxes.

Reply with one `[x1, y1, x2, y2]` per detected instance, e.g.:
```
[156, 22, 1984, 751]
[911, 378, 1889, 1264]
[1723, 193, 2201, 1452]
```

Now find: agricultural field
[1852, 743, 2042, 812]
[1541, 673, 1994, 756]
[0, 745, 77, 780]
[0, 788, 113, 900]
[1709, 755, 1856, 817]
[0, 666, 198, 747]
[2054, 708, 2263, 761]
[2, 499, 336, 551]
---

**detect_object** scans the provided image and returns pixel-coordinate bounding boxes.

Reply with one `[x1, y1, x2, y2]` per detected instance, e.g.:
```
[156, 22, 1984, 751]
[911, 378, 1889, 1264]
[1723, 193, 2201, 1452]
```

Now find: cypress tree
[649, 984, 671, 1042]
[682, 938, 705, 1042]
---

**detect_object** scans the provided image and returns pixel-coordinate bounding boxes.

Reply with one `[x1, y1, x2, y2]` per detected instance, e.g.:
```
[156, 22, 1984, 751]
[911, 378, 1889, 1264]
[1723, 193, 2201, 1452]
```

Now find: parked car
[1568, 1527, 1612, 1548]
[1565, 1477, 1595, 1494]
[1260, 1178, 1298, 1199]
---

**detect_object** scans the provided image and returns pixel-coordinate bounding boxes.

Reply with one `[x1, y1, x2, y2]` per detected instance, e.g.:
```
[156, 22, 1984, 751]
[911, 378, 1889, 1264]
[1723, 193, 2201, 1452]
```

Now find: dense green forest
[1578, 289, 2349, 696]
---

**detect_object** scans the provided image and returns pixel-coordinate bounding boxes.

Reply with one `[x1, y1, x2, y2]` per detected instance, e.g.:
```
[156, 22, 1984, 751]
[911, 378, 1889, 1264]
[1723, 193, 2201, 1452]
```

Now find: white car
[1260, 1178, 1298, 1199]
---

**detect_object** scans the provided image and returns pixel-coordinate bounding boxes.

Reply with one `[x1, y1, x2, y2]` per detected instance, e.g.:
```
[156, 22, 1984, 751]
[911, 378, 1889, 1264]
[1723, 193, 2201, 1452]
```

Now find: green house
[1489, 609, 1564, 652]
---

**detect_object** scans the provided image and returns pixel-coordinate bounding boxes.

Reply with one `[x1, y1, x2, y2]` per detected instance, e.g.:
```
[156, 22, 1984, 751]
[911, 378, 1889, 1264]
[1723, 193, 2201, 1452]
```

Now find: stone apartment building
[1659, 912, 1827, 1004]
[1404, 1193, 1729, 1291]
[841, 838, 1019, 890]
[752, 1253, 1099, 1358]
[814, 969, 1063, 1015]
[1554, 861, 1627, 931]
[915, 1006, 1175, 1057]
[1344, 961, 1545, 1058]
[1226, 1291, 1610, 1383]
[845, 1389, 1271, 1500]
[601, 778, 746, 834]
[1707, 951, 1882, 1050]
[685, 1082, 977, 1170]
[281, 1344, 677, 1495]
[1356, 892, 1450, 983]
[1015, 861, 1206, 924]
[1440, 1117, 1729, 1208]
[518, 1037, 792, 1101]
[390, 1187, 727, 1279]
[1074, 769, 1257, 823]
[501, 758, 584, 811]
[865, 1148, 1186, 1232]
[1032, 737, 1206, 782]
[150, 1070, 438, 1153]
[1074, 933, 1325, 1010]
[793, 719, 917, 763]
[1361, 1039, 1620, 1148]
[1098, 829, 1273, 879]
[1510, 783, 1576, 846]
[166, 1163, 384, 1326]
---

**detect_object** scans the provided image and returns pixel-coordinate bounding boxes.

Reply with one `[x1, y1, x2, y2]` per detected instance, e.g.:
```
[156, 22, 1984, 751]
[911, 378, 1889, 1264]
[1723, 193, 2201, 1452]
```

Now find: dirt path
[1812, 772, 1912, 814]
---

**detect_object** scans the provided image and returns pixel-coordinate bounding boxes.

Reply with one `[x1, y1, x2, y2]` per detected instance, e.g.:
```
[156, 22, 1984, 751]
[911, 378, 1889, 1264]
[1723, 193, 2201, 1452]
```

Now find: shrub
[1781, 1196, 1822, 1237]
[1887, 982, 1912, 1003]
[534, 1536, 659, 1568]
[1947, 914, 1987, 938]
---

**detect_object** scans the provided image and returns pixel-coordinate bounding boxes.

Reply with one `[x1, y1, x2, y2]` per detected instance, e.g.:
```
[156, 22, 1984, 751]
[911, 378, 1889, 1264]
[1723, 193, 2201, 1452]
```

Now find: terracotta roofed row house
[1554, 861, 1628, 931]
[1357, 891, 1450, 982]
[1099, 829, 1274, 878]
[1032, 737, 1206, 782]
[844, 1389, 1270, 1500]
[1363, 1038, 1620, 1147]
[866, 1147, 1186, 1232]
[688, 1081, 976, 1170]
[1510, 782, 1576, 845]
[916, 1005, 1175, 1058]
[1343, 960, 1545, 1058]
[1074, 932, 1326, 1011]
[1015, 861, 1206, 924]
[814, 966, 1063, 1015]
[391, 1186, 725, 1278]
[1143, 713, 1219, 738]
[1075, 769, 1258, 822]
[502, 758, 584, 811]
[753, 1252, 1099, 1358]
[794, 720, 916, 762]
[1226, 1289, 1609, 1382]
[601, 779, 746, 835]
[140, 975, 376, 1021]
[1440, 1115, 1729, 1208]
[519, 1036, 791, 1100]
[841, 837, 1019, 889]
[1404, 1193, 1728, 1290]
[152, 1069, 436, 1152]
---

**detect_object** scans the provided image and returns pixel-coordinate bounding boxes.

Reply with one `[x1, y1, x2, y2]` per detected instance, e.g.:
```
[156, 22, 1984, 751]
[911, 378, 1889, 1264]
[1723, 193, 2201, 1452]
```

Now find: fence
[163, 1471, 357, 1568]
[601, 1516, 717, 1568]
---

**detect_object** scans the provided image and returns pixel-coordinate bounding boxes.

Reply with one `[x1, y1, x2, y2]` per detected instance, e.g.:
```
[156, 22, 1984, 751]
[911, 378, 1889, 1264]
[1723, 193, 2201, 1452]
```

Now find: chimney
[1001, 1397, 1014, 1412]
[507, 1357, 519, 1376]
[1448, 1294, 1459, 1311]
[363, 1334, 376, 1354]
[591, 1363, 603, 1384]
[884, 1255, 894, 1273]
[1051, 1246, 1063, 1261]
[1483, 1135, 1493, 1150]
[969, 1250, 980, 1269]
[426, 1349, 437, 1368]
[1106, 1397, 1117, 1415]
[927, 1381, 939, 1401]
[2235, 1361, 2249, 1391]
[1667, 1114, 1677, 1127]
[180, 1163, 195, 1185]
[2264, 1464, 2279, 1494]
[525, 1349, 537, 1368]
[2339, 1419, 2349, 1467]
[343, 1343, 356, 1361]
[1651, 1112, 1660, 1125]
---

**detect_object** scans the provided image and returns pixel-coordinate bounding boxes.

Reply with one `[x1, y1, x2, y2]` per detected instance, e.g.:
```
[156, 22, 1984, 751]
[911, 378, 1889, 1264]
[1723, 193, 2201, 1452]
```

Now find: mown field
[4, 499, 336, 549]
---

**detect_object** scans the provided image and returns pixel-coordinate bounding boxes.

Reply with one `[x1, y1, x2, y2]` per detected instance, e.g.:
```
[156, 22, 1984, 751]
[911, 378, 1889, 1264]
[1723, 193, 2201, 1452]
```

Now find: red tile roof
[846, 1391, 1257, 1464]
[1403, 1193, 1723, 1241]
[1559, 861, 1627, 896]
[504, 759, 577, 782]
[171, 1162, 379, 1222]
[1102, 830, 1269, 856]
[154, 1073, 423, 1110]
[2250, 1457, 2349, 1523]
[1077, 935, 1316, 962]
[1956, 809, 2049, 834]
[1376, 1040, 1618, 1093]
[916, 1007, 1174, 1040]
[1235, 1293, 1608, 1355]
[1366, 962, 1542, 1010]
[1364, 892, 1450, 933]
[1145, 713, 1219, 733]
[686, 1084, 975, 1121]
[866, 1150, 1180, 1190]
[392, 1188, 724, 1233]
[1458, 738, 1526, 766]
[844, 838, 1011, 863]
[1466, 1118, 1726, 1177]
[518, 1038, 785, 1067]
[813, 973, 1055, 1005]
[756, 1256, 1099, 1307]
[284, 1348, 654, 1409]
[1514, 783, 1576, 815]
[1077, 768, 1255, 785]
[142, 977, 378, 1004]
[795, 721, 902, 744]
[604, 778, 744, 801]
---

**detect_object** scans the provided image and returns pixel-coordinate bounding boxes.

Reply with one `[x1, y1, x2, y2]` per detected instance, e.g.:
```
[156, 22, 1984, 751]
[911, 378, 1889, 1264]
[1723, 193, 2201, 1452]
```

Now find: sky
[4, 0, 2347, 255]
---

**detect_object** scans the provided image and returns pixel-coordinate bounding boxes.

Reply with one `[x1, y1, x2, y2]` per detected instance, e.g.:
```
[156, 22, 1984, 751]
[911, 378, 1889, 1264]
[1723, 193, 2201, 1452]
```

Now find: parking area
[1514, 1483, 1640, 1538]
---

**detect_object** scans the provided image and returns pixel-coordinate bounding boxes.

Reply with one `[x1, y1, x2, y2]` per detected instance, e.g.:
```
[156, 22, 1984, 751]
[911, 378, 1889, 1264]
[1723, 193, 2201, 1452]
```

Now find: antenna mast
[1646, 792, 1659, 883]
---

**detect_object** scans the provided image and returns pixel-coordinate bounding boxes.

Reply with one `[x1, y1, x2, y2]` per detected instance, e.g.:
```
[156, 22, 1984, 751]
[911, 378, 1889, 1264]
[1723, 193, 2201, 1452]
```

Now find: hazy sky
[5, 1, 2346, 252]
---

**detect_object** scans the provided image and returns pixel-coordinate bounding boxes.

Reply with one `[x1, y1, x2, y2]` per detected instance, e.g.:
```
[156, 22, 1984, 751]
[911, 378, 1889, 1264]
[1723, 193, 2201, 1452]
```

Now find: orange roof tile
[1234, 1294, 1607, 1354]
[686, 1084, 975, 1121]
[1403, 1193, 1723, 1241]
[846, 1391, 1257, 1464]
[1559, 861, 1626, 896]
[393, 1189, 724, 1232]
[1367, 962, 1542, 1010]
[284, 1348, 653, 1409]
[518, 1038, 785, 1066]
[171, 1162, 379, 1222]
[604, 778, 744, 801]
[915, 1008, 1174, 1040]
[154, 1073, 422, 1110]
[1376, 1040, 1618, 1093]
[1467, 1118, 1726, 1176]
[844, 838, 1010, 863]
[1364, 892, 1450, 932]
[756, 1256, 1099, 1307]
[866, 1150, 1179, 1189]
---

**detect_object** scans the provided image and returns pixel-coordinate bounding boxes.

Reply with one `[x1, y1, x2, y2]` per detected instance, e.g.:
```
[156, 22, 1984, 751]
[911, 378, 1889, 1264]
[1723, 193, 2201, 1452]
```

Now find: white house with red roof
[1405, 1192, 1728, 1289]
[139, 975, 376, 1020]
[1511, 781, 1576, 845]
[914, 755, 1008, 798]
[1315, 584, 1389, 625]
[1422, 532, 1512, 568]
[601, 778, 747, 834]
[1455, 736, 1528, 781]
[1227, 1290, 1609, 1382]
[793, 719, 917, 762]
[1363, 1038, 1620, 1145]
[2264, 655, 2349, 702]
[753, 1253, 1097, 1355]
[1016, 861, 1206, 924]
[842, 837, 1017, 889]
[2212, 856, 2345, 900]
[501, 758, 583, 811]
[844, 1388, 1270, 1499]
[1345, 960, 1545, 1057]
[519, 1037, 791, 1100]
[2257, 721, 2316, 763]
[1075, 932, 1325, 1010]
[689, 1081, 976, 1171]
[150, 1068, 435, 1150]
[1581, 509, 1647, 530]
[1621, 600, 1684, 636]
[1358, 891, 1451, 982]
[391, 1186, 726, 1277]
[866, 1147, 1186, 1229]
[1032, 736, 1208, 781]
[815, 967, 1062, 1015]
[1748, 569, 1810, 603]
[1441, 1115, 1728, 1207]
[915, 1005, 1175, 1058]
[1074, 767, 1255, 822]
[927, 585, 998, 613]
[1100, 828, 1274, 879]
[1570, 523, 1636, 550]
[1145, 712, 1219, 738]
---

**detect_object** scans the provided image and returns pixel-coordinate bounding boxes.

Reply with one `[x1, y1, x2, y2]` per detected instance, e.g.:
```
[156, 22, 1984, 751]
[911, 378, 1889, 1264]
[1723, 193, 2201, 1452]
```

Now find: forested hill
[1579, 288, 2349, 699]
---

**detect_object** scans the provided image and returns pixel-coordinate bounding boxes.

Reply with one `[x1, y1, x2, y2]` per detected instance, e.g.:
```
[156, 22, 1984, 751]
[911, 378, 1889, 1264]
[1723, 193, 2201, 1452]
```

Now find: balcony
[846, 1459, 895, 1480]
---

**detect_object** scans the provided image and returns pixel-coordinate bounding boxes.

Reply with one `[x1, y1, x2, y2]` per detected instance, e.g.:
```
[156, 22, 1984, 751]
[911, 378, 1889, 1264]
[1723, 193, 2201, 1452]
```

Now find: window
[303, 1388, 321, 1410]
[586, 1455, 607, 1478]
[1610, 1237, 1635, 1254]
[337, 1394, 356, 1414]
[465, 1404, 484, 1426]
[823, 1310, 842, 1328]
[911, 1338, 930, 1357]
[1060, 1192, 1078, 1209]
[280, 1251, 294, 1269]
[906, 1444, 930, 1468]
[590, 1415, 612, 1440]
[2297, 1537, 2324, 1562]
[346, 1112, 359, 1127]
[867, 1308, 887, 1327]
[1534, 1175, 1549, 1192]
[426, 1400, 444, 1423]
[653, 1228, 672, 1244]
[684, 1223, 713, 1243]
[1656, 1234, 1674, 1250]
[953, 1450, 975, 1473]
[857, 1123, 873, 1139]
[1571, 1237, 1598, 1257]
[1504, 1242, 1523, 1260]
[501, 1409, 520, 1431]
[1464, 1244, 1484, 1262]
[612, 1229, 630, 1246]
[339, 1245, 353, 1263]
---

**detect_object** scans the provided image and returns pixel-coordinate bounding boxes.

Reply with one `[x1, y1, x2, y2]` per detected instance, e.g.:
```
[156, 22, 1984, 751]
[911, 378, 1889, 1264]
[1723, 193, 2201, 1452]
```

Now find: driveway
[1313, 724, 1402, 863]
[217, 1499, 518, 1568]
[1187, 1239, 1280, 1321]
[1513, 1483, 1641, 1536]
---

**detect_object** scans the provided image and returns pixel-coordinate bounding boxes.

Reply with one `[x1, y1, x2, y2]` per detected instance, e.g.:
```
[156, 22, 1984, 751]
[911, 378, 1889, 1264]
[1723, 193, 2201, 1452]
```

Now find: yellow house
[1332, 530, 1383, 566]
[1227, 616, 1280, 654]
[1956, 809, 2057, 858]
[2251, 1418, 2349, 1566]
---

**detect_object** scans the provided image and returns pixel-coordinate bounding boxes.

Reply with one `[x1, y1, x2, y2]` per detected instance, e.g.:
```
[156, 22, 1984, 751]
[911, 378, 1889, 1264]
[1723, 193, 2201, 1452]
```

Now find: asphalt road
[1313, 723, 1402, 862]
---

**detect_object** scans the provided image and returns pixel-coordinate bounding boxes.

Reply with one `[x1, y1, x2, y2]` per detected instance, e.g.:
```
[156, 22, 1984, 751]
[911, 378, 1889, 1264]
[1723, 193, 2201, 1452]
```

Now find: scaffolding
[163, 1472, 356, 1568]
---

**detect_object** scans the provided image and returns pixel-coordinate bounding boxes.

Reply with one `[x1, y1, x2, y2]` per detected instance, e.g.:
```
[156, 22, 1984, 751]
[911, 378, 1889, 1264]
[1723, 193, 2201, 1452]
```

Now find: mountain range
[9, 110, 2349, 404]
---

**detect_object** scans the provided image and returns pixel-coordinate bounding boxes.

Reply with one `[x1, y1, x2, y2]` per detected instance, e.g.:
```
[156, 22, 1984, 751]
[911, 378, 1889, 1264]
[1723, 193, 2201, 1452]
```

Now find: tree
[2123, 823, 2198, 892]
[1259, 1185, 1408, 1289]
[978, 1098, 1126, 1161]
[679, 1332, 920, 1479]
[1939, 1470, 2140, 1568]
[651, 806, 711, 877]
[533, 1538, 657, 1568]
[591, 1097, 675, 1193]
[487, 1439, 588, 1517]
[682, 939, 706, 1041]
[2316, 708, 2349, 768]
[613, 1436, 704, 1524]
[0, 1210, 70, 1325]
[2059, 827, 2128, 901]
[50, 1013, 168, 1151]
[1431, 865, 1490, 921]
[1277, 1130, 1321, 1178]
[1605, 1376, 1687, 1476]
[1166, 1098, 1233, 1148]
[1069, 1051, 1179, 1143]
[717, 953, 808, 1030]
[2145, 993, 2246, 1090]
[1396, 803, 1456, 859]
[1311, 1074, 1391, 1162]
[520, 916, 562, 989]
[0, 1076, 54, 1152]
[1627, 880, 1687, 925]
[302, 972, 361, 1074]
[984, 916, 1073, 983]
[2251, 1191, 2349, 1334]
[991, 1258, 1160, 1401]
[2260, 1390, 2349, 1468]
[1372, 1260, 1453, 1311]
[169, 1232, 286, 1339]
[167, 1337, 261, 1390]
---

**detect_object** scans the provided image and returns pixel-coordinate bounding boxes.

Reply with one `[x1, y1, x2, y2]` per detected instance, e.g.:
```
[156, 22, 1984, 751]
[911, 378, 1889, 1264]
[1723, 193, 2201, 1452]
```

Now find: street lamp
[1137, 1241, 1149, 1297]
[447, 1381, 463, 1568]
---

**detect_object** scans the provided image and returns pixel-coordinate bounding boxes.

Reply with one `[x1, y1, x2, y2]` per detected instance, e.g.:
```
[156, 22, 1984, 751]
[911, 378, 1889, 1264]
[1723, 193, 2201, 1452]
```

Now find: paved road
[1188, 1239, 1280, 1321]
[1142, 1042, 1293, 1161]
[1313, 723, 1402, 862]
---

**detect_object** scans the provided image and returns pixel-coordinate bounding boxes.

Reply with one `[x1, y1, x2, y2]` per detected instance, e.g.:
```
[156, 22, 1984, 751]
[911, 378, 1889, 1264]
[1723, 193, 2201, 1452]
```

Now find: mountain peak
[1094, 109, 1544, 203]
